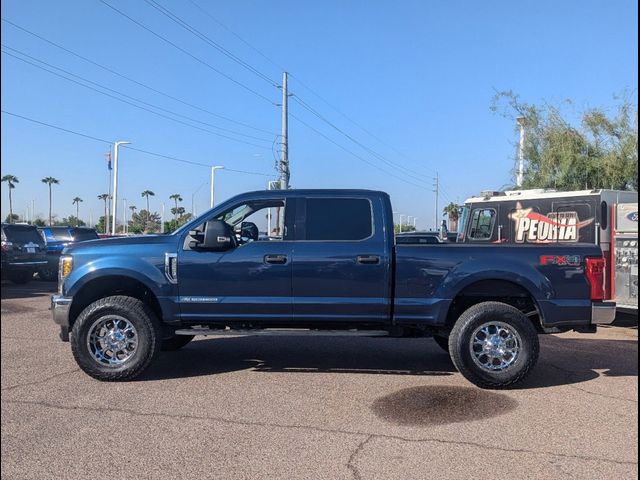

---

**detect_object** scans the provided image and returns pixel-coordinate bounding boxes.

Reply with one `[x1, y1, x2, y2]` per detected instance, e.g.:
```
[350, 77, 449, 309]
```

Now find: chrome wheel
[87, 315, 138, 366]
[469, 321, 522, 372]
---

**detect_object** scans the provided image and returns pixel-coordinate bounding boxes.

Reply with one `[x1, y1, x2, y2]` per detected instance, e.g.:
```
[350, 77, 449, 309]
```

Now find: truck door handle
[264, 254, 288, 264]
[357, 255, 380, 264]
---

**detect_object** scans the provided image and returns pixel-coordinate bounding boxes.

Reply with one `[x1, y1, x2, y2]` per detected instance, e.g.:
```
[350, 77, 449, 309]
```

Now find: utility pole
[161, 202, 165, 233]
[279, 71, 290, 190]
[104, 151, 112, 234]
[433, 172, 439, 230]
[516, 117, 526, 188]
[123, 198, 127, 234]
[111, 141, 131, 235]
[210, 166, 224, 208]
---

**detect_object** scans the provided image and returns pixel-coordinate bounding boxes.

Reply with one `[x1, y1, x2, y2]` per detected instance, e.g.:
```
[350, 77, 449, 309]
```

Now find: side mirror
[202, 219, 236, 251]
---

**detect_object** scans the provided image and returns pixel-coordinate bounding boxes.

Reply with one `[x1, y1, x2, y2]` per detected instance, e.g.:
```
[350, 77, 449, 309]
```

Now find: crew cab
[51, 189, 615, 388]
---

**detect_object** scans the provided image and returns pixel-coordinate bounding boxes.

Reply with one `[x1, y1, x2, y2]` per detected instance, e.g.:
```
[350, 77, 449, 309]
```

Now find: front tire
[71, 296, 161, 381]
[449, 301, 539, 389]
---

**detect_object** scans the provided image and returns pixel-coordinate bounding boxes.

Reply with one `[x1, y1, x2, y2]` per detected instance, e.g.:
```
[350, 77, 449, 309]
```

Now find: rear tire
[8, 270, 33, 284]
[161, 334, 194, 351]
[71, 295, 161, 381]
[449, 301, 539, 389]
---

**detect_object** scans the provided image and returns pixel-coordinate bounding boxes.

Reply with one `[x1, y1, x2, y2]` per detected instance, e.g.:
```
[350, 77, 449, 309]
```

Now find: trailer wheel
[449, 301, 539, 389]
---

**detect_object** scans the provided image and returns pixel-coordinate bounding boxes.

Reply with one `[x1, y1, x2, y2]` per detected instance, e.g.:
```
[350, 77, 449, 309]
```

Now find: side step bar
[174, 328, 391, 337]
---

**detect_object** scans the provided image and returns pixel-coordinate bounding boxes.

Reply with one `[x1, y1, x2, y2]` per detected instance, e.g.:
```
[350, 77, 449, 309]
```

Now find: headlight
[58, 255, 73, 294]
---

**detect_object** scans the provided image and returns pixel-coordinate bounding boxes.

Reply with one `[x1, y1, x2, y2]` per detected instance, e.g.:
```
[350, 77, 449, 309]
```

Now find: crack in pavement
[346, 434, 373, 480]
[4, 398, 637, 467]
[1, 369, 80, 392]
[548, 363, 638, 404]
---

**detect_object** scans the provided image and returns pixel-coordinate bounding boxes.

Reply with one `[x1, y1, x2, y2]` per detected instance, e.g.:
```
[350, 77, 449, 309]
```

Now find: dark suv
[1, 223, 47, 284]
[38, 227, 100, 281]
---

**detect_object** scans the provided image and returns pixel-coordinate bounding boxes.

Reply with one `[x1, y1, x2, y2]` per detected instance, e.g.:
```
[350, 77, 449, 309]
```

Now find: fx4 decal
[540, 255, 582, 266]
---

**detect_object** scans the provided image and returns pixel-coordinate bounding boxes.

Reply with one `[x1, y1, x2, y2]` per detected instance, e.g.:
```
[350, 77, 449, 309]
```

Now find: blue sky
[1, 0, 637, 229]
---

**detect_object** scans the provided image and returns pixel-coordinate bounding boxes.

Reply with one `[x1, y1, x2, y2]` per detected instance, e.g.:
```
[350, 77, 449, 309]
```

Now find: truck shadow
[140, 334, 638, 389]
[0, 280, 57, 300]
[140, 336, 456, 381]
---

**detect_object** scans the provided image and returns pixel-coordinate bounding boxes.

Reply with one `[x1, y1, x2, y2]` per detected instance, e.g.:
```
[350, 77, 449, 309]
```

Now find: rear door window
[304, 198, 372, 241]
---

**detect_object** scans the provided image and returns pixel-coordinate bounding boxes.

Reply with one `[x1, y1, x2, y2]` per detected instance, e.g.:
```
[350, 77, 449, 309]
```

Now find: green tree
[97, 194, 110, 233]
[1, 174, 18, 224]
[394, 224, 416, 234]
[41, 176, 60, 226]
[443, 202, 460, 232]
[169, 193, 182, 221]
[96, 216, 107, 234]
[4, 213, 19, 223]
[129, 209, 161, 234]
[163, 213, 193, 234]
[491, 91, 638, 191]
[72, 197, 83, 226]
[141, 190, 155, 231]
[33, 217, 46, 227]
[55, 216, 86, 227]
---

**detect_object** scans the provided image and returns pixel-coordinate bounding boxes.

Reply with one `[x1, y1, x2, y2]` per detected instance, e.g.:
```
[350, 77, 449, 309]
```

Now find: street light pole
[111, 140, 131, 235]
[399, 214, 405, 233]
[210, 166, 224, 208]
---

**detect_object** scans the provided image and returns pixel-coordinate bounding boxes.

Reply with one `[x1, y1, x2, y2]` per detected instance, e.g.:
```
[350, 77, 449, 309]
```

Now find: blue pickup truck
[51, 189, 615, 388]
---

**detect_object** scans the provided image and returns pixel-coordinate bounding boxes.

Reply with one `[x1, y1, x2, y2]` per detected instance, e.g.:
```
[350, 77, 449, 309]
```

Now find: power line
[143, 0, 279, 88]
[290, 112, 429, 190]
[291, 95, 432, 186]
[186, 0, 286, 72]
[97, 0, 277, 105]
[3, 44, 270, 143]
[2, 47, 271, 149]
[1, 110, 112, 144]
[1, 110, 274, 177]
[1, 17, 276, 136]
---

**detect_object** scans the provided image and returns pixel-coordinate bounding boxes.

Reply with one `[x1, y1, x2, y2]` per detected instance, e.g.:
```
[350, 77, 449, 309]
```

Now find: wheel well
[445, 280, 542, 332]
[68, 275, 162, 327]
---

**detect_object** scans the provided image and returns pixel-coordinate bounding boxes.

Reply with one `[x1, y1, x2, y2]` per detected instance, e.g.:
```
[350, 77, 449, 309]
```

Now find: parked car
[1, 223, 47, 284]
[396, 231, 447, 244]
[51, 189, 614, 388]
[38, 227, 99, 281]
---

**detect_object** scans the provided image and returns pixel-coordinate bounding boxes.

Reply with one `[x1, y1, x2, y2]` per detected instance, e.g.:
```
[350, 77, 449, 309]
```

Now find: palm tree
[98, 194, 109, 233]
[1, 175, 18, 223]
[141, 190, 155, 231]
[443, 202, 460, 232]
[141, 190, 155, 212]
[41, 177, 60, 226]
[72, 197, 83, 225]
[169, 193, 182, 221]
[129, 205, 137, 215]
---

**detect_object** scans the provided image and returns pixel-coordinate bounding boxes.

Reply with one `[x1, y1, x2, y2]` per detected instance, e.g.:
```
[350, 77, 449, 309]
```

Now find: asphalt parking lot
[1, 281, 638, 479]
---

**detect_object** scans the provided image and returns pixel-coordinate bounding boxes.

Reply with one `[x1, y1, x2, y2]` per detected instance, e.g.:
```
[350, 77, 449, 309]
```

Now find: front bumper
[51, 294, 72, 327]
[591, 301, 616, 325]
